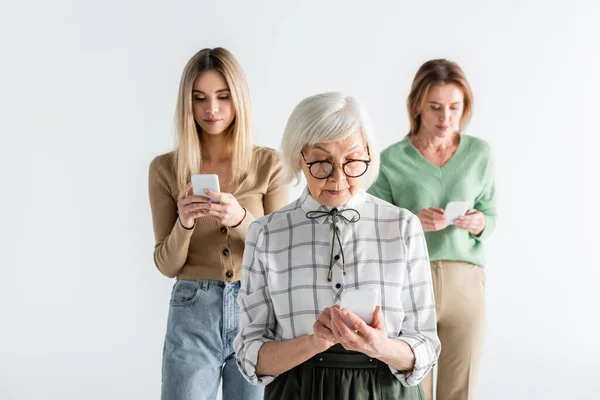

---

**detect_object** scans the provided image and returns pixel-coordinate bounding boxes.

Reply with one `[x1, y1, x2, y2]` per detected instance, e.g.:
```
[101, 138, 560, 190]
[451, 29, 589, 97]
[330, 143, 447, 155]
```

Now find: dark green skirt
[264, 344, 424, 400]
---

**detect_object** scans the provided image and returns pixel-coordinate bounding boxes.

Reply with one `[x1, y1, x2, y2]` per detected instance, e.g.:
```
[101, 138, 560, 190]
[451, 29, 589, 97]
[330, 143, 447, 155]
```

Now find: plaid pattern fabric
[234, 188, 440, 387]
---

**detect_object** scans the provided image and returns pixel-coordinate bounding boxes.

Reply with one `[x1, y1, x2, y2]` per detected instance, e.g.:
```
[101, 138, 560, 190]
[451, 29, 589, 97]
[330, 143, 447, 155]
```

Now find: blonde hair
[280, 92, 379, 188]
[174, 47, 253, 192]
[407, 59, 474, 136]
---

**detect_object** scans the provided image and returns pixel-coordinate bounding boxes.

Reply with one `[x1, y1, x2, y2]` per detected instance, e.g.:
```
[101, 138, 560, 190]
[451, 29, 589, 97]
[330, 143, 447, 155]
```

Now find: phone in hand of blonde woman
[191, 174, 221, 203]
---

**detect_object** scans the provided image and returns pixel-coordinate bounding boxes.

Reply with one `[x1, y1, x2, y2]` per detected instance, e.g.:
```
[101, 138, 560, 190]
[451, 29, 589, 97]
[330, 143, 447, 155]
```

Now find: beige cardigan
[148, 146, 289, 281]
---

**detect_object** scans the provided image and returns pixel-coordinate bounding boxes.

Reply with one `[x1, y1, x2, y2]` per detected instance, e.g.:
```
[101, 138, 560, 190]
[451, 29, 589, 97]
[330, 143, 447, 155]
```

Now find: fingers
[177, 182, 193, 202]
[453, 220, 467, 229]
[430, 211, 447, 222]
[313, 321, 336, 342]
[202, 209, 225, 218]
[420, 207, 483, 232]
[179, 195, 211, 209]
[421, 208, 446, 222]
[454, 217, 471, 229]
[331, 307, 369, 346]
[180, 211, 206, 224]
[456, 209, 480, 222]
[455, 213, 484, 233]
[424, 208, 446, 222]
[431, 216, 448, 228]
[420, 208, 448, 231]
[329, 307, 343, 339]
[179, 191, 243, 226]
[424, 222, 447, 231]
[340, 308, 372, 341]
[330, 307, 345, 339]
[454, 214, 470, 223]
[317, 308, 333, 329]
[202, 199, 244, 221]
[455, 213, 476, 224]
[178, 193, 214, 224]
[178, 202, 212, 224]
[184, 200, 214, 213]
[204, 189, 225, 204]
[370, 305, 384, 329]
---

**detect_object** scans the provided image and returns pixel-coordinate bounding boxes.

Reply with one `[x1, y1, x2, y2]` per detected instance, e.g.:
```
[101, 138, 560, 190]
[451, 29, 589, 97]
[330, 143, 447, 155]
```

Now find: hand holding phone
[189, 174, 247, 227]
[444, 200, 469, 224]
[191, 174, 221, 203]
[339, 288, 379, 326]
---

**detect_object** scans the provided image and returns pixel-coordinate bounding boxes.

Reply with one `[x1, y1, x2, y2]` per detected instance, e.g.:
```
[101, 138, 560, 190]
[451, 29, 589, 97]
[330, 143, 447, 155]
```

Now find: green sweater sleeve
[472, 150, 497, 241]
[367, 166, 394, 204]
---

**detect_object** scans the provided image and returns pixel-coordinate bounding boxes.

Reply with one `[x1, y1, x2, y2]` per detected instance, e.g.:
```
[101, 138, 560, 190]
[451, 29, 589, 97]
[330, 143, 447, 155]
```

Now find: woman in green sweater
[368, 59, 496, 400]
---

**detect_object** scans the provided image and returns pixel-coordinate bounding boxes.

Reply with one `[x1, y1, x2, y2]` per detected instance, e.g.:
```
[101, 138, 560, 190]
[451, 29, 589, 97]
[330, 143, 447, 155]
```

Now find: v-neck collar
[406, 134, 469, 170]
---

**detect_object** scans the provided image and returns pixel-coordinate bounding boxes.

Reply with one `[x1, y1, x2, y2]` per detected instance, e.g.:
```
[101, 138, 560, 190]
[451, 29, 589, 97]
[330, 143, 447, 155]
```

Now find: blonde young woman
[368, 59, 497, 400]
[148, 47, 289, 400]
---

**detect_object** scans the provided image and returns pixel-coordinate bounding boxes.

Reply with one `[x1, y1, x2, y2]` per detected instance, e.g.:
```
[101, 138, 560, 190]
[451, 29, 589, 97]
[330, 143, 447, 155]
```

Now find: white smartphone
[191, 174, 221, 203]
[444, 200, 469, 224]
[339, 288, 379, 326]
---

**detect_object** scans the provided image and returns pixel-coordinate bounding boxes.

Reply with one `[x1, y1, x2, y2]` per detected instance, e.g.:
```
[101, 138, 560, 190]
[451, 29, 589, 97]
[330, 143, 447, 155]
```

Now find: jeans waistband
[176, 279, 240, 289]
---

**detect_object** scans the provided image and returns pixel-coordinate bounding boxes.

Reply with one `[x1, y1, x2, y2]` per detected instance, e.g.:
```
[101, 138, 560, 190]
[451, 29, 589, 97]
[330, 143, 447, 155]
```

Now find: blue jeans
[161, 279, 264, 400]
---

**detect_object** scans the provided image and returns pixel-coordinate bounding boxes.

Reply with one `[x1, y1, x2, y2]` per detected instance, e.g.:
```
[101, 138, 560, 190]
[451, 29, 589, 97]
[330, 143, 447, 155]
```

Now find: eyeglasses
[300, 147, 371, 179]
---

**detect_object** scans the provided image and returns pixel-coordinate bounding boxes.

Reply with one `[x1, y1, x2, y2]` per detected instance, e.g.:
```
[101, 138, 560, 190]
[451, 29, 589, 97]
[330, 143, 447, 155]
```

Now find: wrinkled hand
[417, 207, 449, 232]
[329, 305, 389, 358]
[311, 307, 337, 352]
[454, 209, 486, 236]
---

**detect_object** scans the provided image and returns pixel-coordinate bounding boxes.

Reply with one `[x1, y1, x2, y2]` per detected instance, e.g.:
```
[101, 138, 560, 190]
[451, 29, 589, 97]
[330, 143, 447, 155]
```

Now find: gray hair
[280, 92, 380, 188]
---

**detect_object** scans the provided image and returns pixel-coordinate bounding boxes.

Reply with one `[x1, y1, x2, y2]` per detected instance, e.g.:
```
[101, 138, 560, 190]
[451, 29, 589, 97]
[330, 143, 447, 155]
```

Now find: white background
[1, 1, 598, 399]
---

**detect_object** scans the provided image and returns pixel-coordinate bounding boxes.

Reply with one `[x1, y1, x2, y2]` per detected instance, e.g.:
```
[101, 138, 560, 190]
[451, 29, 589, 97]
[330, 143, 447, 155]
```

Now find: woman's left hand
[202, 189, 246, 227]
[454, 209, 486, 236]
[329, 305, 389, 358]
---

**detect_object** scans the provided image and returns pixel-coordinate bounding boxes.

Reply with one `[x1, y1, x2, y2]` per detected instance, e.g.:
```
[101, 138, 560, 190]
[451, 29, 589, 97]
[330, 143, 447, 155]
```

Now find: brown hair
[407, 59, 473, 136]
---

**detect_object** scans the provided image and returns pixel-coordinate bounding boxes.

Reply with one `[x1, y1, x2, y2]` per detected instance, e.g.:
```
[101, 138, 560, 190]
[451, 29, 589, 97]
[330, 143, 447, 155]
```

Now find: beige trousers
[422, 261, 486, 400]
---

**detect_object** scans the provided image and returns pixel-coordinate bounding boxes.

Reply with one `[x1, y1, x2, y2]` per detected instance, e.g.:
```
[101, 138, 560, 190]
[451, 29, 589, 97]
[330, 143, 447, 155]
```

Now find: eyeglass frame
[300, 146, 371, 179]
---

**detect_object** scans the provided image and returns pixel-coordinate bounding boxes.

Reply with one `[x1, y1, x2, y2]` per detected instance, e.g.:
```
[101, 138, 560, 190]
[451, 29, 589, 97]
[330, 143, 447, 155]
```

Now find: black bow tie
[306, 208, 361, 281]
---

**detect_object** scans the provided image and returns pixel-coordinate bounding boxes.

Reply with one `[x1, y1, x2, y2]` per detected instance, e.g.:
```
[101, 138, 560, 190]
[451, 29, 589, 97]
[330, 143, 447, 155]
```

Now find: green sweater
[368, 135, 496, 267]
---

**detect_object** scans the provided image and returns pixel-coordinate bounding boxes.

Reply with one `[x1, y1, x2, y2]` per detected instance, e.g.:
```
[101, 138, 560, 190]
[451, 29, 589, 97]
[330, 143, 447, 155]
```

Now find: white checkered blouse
[234, 188, 440, 387]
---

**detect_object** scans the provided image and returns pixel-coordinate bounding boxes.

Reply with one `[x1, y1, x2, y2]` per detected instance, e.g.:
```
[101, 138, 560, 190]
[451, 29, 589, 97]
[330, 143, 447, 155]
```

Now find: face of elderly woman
[300, 130, 369, 208]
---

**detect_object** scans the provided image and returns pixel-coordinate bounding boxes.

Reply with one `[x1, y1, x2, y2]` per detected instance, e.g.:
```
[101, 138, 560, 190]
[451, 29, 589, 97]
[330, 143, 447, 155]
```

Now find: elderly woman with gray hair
[234, 92, 440, 399]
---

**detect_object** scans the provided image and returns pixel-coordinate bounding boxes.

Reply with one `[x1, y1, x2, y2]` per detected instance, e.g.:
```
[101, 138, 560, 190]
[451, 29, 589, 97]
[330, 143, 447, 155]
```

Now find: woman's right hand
[177, 182, 212, 229]
[417, 207, 449, 232]
[311, 307, 336, 352]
